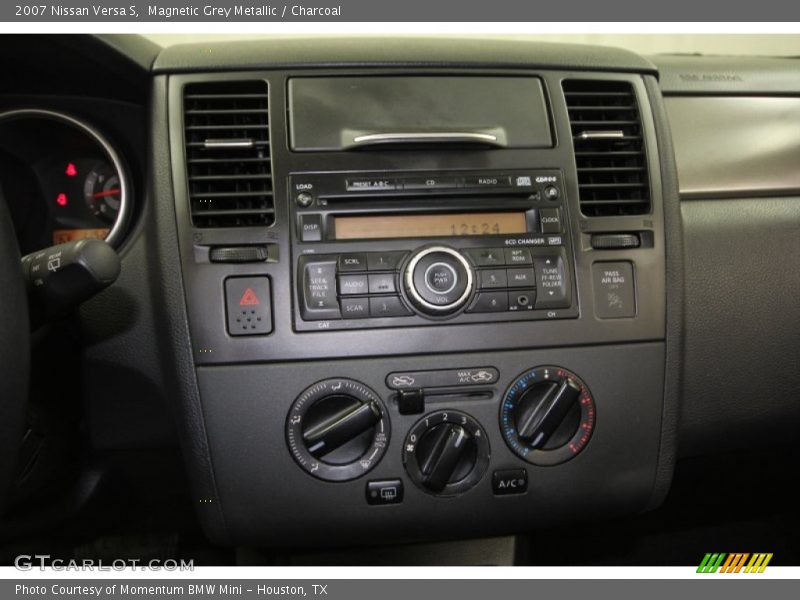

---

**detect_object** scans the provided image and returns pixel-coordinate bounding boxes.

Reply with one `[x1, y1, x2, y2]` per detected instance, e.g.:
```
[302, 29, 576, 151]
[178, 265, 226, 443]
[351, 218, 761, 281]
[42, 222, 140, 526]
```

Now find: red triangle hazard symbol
[239, 288, 260, 306]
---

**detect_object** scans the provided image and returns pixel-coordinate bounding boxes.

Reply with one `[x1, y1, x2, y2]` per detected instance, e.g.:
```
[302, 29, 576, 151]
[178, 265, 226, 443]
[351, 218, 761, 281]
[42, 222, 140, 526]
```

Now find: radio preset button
[465, 248, 505, 267]
[338, 274, 369, 296]
[368, 273, 397, 294]
[340, 297, 370, 318]
[479, 269, 508, 289]
[338, 254, 368, 272]
[504, 248, 532, 265]
[424, 262, 459, 294]
[507, 268, 536, 288]
[467, 291, 509, 313]
[367, 252, 407, 271]
[369, 296, 412, 318]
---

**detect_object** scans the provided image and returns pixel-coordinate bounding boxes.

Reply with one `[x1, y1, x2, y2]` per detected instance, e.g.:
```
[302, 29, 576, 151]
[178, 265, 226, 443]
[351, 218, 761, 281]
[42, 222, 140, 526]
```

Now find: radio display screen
[334, 212, 527, 240]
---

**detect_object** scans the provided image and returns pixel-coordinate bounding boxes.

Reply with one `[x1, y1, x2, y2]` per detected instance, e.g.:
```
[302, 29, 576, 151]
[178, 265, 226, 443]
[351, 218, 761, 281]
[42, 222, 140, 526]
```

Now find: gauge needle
[92, 189, 121, 198]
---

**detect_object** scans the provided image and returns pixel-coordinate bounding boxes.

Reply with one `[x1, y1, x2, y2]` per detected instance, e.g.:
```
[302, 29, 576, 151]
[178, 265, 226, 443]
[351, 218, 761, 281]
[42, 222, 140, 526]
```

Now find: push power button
[424, 262, 458, 294]
[404, 246, 474, 316]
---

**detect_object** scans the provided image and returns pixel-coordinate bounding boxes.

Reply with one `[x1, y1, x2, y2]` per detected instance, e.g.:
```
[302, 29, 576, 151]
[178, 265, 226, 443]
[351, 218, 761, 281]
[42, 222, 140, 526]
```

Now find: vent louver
[563, 80, 651, 217]
[183, 80, 273, 228]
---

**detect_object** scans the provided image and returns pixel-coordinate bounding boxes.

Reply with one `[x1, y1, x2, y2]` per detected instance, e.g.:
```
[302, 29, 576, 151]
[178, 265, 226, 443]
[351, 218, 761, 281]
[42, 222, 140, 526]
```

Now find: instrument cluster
[0, 109, 131, 254]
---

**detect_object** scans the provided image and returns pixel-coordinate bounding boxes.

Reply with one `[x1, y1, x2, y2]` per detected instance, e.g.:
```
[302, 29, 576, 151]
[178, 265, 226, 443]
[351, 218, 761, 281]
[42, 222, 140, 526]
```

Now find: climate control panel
[285, 365, 596, 498]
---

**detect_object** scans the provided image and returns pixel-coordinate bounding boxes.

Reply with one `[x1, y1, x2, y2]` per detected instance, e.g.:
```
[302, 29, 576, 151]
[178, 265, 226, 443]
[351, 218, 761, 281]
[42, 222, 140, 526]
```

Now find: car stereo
[290, 169, 578, 331]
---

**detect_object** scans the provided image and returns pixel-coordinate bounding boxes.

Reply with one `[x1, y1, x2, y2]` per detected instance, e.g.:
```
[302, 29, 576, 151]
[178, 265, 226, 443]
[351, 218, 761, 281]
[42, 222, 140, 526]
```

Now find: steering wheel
[0, 185, 29, 515]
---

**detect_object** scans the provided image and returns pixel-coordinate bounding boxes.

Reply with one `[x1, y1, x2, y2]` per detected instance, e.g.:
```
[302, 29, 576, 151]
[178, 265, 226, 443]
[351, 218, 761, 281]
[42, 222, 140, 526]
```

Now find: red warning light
[65, 163, 78, 177]
[56, 193, 68, 207]
[239, 288, 260, 306]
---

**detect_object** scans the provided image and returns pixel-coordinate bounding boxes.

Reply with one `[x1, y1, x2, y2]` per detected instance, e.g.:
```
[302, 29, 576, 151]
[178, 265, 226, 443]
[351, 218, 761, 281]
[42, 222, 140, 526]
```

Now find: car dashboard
[0, 35, 798, 562]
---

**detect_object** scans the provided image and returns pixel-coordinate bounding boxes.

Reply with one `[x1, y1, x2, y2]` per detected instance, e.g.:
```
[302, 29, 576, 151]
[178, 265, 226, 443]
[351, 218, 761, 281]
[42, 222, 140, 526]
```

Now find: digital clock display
[333, 212, 527, 240]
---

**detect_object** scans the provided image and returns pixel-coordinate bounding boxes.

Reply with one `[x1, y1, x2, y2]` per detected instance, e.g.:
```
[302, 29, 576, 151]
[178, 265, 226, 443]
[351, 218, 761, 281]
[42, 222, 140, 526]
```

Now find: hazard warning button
[224, 276, 272, 336]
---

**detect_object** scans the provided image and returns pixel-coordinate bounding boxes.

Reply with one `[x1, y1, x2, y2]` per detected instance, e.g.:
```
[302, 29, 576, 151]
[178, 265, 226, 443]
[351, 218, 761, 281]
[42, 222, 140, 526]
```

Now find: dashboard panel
[153, 54, 676, 547]
[2, 35, 798, 558]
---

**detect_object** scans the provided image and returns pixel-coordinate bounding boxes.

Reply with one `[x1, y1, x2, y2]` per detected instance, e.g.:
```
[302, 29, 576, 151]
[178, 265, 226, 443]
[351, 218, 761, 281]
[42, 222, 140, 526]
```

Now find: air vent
[183, 81, 273, 228]
[563, 80, 650, 217]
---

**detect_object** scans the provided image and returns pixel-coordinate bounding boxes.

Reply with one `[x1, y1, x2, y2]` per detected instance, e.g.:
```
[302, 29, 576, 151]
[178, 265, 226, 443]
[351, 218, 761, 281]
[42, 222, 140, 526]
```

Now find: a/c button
[492, 469, 528, 495]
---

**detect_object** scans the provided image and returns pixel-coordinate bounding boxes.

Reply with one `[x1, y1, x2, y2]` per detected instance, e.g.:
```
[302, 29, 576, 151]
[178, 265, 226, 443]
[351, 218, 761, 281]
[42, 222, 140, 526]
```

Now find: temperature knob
[403, 410, 490, 496]
[286, 378, 389, 481]
[500, 366, 595, 466]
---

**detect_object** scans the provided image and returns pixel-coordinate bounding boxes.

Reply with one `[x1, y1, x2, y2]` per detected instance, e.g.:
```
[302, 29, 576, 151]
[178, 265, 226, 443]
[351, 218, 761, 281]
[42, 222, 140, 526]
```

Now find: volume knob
[404, 246, 474, 316]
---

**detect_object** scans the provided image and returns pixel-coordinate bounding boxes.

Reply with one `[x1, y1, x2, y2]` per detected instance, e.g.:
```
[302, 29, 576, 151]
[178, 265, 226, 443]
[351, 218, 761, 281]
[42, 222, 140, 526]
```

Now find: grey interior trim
[652, 55, 800, 95]
[154, 37, 657, 74]
[680, 197, 800, 458]
[665, 96, 800, 199]
[643, 75, 683, 511]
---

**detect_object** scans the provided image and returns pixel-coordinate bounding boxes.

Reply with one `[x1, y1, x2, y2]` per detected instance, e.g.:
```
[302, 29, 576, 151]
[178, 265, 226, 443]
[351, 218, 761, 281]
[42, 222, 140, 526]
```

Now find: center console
[161, 51, 675, 547]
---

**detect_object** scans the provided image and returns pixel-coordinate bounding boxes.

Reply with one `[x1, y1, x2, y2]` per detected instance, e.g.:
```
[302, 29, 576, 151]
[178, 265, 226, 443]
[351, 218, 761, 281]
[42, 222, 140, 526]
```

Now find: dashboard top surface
[150, 36, 658, 74]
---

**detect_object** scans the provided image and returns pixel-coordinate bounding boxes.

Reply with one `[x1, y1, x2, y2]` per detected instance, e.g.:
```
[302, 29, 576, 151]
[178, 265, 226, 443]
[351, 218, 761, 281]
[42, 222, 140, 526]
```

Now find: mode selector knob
[404, 246, 474, 316]
[287, 379, 390, 482]
[403, 411, 490, 496]
[303, 399, 382, 458]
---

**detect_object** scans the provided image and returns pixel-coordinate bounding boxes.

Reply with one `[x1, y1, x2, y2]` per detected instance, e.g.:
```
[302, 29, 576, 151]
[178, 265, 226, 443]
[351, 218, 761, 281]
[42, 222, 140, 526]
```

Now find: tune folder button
[533, 255, 569, 309]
